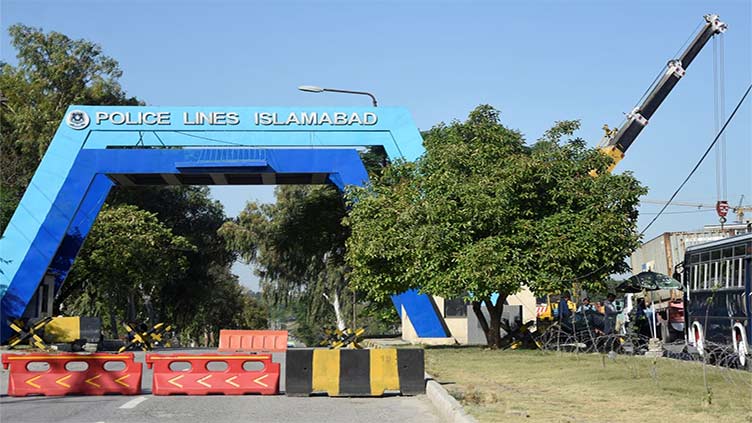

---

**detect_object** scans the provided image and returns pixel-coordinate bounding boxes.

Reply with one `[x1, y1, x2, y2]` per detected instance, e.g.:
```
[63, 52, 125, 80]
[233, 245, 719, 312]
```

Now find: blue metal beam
[0, 106, 449, 340]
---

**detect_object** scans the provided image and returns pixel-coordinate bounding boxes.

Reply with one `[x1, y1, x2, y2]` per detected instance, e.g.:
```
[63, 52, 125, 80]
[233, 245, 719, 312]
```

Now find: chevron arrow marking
[225, 376, 239, 388]
[114, 374, 131, 388]
[55, 374, 72, 388]
[85, 374, 101, 388]
[253, 374, 269, 387]
[197, 375, 212, 388]
[25, 375, 42, 389]
[168, 374, 184, 388]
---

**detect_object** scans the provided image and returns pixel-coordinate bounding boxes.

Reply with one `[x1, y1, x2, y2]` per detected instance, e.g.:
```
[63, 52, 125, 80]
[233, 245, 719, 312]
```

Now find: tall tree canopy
[220, 185, 354, 342]
[63, 205, 194, 337]
[0, 24, 139, 231]
[345, 105, 646, 347]
[221, 148, 399, 345]
[1, 26, 267, 345]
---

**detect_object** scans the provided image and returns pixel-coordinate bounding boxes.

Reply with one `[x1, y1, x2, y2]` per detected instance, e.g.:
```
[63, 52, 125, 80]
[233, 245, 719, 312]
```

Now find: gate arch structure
[0, 106, 449, 341]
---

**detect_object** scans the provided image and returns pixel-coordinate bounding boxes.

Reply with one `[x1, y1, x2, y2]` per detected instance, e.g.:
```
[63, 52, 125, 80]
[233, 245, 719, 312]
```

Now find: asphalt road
[0, 349, 442, 423]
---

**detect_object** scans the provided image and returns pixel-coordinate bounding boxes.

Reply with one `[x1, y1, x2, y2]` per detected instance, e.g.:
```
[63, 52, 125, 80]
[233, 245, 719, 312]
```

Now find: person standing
[603, 293, 619, 335]
[577, 297, 595, 313]
[558, 293, 572, 323]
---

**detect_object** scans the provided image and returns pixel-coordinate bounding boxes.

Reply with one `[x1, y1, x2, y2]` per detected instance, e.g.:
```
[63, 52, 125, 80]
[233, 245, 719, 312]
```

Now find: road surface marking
[120, 396, 148, 409]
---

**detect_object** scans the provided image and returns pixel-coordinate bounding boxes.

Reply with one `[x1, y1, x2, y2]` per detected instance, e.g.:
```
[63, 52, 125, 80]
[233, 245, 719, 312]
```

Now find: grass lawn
[425, 347, 752, 423]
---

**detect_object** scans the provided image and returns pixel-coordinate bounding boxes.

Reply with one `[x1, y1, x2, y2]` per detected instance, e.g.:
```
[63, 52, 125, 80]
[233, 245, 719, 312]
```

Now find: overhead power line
[640, 83, 752, 235]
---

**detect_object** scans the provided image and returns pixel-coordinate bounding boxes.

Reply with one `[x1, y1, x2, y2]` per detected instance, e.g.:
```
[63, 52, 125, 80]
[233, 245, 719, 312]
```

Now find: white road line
[119, 396, 148, 409]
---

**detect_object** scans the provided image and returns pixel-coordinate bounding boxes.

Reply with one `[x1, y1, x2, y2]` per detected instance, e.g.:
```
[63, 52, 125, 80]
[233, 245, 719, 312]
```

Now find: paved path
[0, 349, 441, 423]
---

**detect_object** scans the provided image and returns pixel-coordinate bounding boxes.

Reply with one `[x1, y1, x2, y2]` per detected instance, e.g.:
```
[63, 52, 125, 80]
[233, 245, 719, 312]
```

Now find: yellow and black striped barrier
[285, 348, 424, 396]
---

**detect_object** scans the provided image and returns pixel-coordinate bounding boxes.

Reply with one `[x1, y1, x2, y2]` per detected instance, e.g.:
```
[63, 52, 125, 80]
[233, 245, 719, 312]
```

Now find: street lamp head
[298, 85, 324, 93]
[298, 85, 378, 107]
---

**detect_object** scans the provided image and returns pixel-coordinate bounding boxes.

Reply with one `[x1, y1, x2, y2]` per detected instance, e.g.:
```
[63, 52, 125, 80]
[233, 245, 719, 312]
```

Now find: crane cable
[640, 83, 752, 235]
[564, 83, 751, 285]
[713, 34, 729, 203]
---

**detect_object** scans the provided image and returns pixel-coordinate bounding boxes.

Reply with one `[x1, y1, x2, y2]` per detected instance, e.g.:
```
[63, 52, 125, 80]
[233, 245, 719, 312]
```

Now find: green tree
[220, 185, 353, 343]
[1, 25, 267, 344]
[345, 105, 646, 347]
[104, 186, 238, 339]
[62, 204, 194, 338]
[0, 24, 139, 231]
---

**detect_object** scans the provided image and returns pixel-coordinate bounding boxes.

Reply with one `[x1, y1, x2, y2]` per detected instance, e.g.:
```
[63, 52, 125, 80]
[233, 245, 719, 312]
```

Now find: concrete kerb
[365, 340, 476, 422]
[425, 372, 478, 423]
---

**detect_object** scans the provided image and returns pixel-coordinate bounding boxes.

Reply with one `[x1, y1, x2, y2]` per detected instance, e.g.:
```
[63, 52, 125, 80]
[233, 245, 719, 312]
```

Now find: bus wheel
[691, 322, 705, 357]
[732, 323, 748, 368]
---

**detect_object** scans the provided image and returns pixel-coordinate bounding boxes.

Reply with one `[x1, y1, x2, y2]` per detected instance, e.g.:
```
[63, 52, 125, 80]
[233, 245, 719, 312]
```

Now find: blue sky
[2, 0, 751, 289]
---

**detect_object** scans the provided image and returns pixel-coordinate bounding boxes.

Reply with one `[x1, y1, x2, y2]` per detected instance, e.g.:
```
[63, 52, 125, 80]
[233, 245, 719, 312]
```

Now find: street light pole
[298, 85, 378, 107]
[298, 84, 376, 331]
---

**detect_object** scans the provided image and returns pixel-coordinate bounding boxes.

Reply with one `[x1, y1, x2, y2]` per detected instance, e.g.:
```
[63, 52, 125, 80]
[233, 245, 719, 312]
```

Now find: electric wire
[153, 132, 167, 147]
[640, 83, 752, 235]
[173, 130, 245, 146]
[564, 83, 751, 285]
[640, 209, 715, 215]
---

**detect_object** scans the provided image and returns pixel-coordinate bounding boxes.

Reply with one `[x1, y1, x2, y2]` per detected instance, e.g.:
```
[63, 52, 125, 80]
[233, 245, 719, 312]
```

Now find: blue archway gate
[0, 106, 448, 341]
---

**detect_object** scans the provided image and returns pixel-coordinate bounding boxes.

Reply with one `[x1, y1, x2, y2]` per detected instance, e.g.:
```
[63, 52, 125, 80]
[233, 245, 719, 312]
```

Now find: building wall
[400, 289, 534, 345]
[630, 228, 746, 275]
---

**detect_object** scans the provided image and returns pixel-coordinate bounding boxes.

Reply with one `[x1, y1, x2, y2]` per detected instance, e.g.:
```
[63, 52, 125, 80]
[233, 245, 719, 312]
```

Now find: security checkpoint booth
[0, 105, 455, 343]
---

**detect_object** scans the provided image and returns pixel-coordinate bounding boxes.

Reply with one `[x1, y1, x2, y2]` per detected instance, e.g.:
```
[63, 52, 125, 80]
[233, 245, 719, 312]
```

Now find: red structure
[1, 353, 142, 396]
[145, 353, 280, 395]
[218, 330, 288, 352]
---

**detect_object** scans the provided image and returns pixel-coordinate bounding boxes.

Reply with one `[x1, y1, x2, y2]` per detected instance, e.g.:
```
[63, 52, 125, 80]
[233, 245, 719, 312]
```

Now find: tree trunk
[108, 303, 119, 339]
[127, 292, 136, 323]
[324, 290, 347, 331]
[471, 296, 506, 348]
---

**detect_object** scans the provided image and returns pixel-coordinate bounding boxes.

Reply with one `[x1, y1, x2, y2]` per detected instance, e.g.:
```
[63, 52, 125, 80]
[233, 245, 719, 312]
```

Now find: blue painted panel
[392, 290, 449, 337]
[48, 174, 114, 292]
[175, 160, 268, 171]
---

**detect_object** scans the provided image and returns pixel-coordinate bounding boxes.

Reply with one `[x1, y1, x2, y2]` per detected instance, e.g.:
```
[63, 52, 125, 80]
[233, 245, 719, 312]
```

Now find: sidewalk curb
[425, 373, 478, 423]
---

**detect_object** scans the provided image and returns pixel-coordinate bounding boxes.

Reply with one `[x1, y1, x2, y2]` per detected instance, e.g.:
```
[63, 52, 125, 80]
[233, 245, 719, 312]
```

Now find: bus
[682, 232, 751, 366]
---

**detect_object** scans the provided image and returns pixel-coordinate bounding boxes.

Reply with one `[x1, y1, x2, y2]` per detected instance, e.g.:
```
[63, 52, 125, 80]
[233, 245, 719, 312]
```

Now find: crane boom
[600, 14, 727, 172]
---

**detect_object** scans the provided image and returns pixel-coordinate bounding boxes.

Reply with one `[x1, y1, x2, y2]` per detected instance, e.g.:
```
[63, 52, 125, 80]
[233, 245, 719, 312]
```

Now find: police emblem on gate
[66, 110, 90, 130]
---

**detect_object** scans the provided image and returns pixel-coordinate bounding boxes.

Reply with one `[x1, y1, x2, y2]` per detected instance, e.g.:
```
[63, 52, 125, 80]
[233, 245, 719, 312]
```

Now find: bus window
[711, 250, 721, 260]
[701, 252, 710, 262]
[734, 245, 746, 257]
[720, 260, 729, 288]
[722, 247, 734, 258]
[738, 258, 745, 287]
[740, 259, 747, 288]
